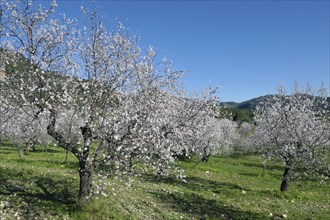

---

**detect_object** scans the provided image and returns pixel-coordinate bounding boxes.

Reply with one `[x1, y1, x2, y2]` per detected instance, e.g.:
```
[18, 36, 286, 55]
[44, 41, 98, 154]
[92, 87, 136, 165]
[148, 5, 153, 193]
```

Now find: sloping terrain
[222, 95, 330, 110]
[0, 143, 329, 220]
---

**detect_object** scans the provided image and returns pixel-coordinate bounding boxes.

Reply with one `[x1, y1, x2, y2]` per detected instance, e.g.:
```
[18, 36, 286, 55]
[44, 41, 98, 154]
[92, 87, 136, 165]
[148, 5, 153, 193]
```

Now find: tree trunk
[262, 162, 266, 177]
[78, 164, 94, 203]
[64, 148, 69, 163]
[25, 143, 30, 154]
[47, 108, 91, 201]
[16, 143, 23, 159]
[64, 143, 72, 163]
[191, 154, 209, 169]
[280, 166, 290, 191]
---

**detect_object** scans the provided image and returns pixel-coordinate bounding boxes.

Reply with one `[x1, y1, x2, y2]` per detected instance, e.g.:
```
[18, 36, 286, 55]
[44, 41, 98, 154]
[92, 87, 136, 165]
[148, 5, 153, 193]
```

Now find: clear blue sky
[53, 0, 329, 102]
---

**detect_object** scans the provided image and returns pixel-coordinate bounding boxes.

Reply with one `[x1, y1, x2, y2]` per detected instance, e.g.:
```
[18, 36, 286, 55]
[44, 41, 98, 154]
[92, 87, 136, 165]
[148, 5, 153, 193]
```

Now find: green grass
[0, 142, 329, 220]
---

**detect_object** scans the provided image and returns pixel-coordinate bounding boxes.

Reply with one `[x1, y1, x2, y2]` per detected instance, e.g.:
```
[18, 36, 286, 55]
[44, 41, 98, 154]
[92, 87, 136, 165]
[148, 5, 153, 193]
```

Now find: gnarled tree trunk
[280, 166, 291, 191]
[78, 163, 94, 202]
[47, 109, 95, 202]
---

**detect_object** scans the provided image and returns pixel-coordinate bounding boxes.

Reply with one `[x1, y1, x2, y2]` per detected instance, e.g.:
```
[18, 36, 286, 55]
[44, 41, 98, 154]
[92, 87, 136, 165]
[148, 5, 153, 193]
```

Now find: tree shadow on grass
[0, 144, 59, 154]
[0, 142, 15, 147]
[31, 159, 79, 169]
[240, 161, 283, 172]
[238, 172, 259, 177]
[142, 174, 245, 192]
[0, 166, 78, 217]
[0, 144, 17, 153]
[143, 174, 272, 219]
[0, 151, 14, 154]
[143, 174, 260, 200]
[25, 148, 61, 153]
[237, 172, 283, 182]
[149, 191, 270, 220]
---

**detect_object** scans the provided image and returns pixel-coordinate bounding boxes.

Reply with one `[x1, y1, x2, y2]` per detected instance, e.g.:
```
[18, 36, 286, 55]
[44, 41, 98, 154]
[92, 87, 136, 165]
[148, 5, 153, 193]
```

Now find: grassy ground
[0, 142, 329, 220]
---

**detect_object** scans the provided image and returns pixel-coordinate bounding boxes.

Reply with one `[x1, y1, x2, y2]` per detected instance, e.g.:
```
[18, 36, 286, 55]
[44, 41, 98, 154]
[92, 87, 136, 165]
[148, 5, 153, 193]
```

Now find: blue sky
[54, 0, 329, 102]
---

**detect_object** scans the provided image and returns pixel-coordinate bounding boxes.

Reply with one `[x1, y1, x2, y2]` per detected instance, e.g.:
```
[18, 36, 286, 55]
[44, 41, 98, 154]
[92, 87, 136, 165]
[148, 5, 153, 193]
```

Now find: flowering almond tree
[0, 107, 51, 153]
[253, 85, 329, 191]
[234, 122, 254, 154]
[0, 0, 219, 202]
[192, 117, 237, 167]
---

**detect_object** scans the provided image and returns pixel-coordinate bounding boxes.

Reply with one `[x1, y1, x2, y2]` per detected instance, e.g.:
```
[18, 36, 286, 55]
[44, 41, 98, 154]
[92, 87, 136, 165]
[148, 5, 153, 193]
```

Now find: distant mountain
[221, 95, 272, 110]
[222, 95, 330, 110]
[220, 101, 240, 109]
